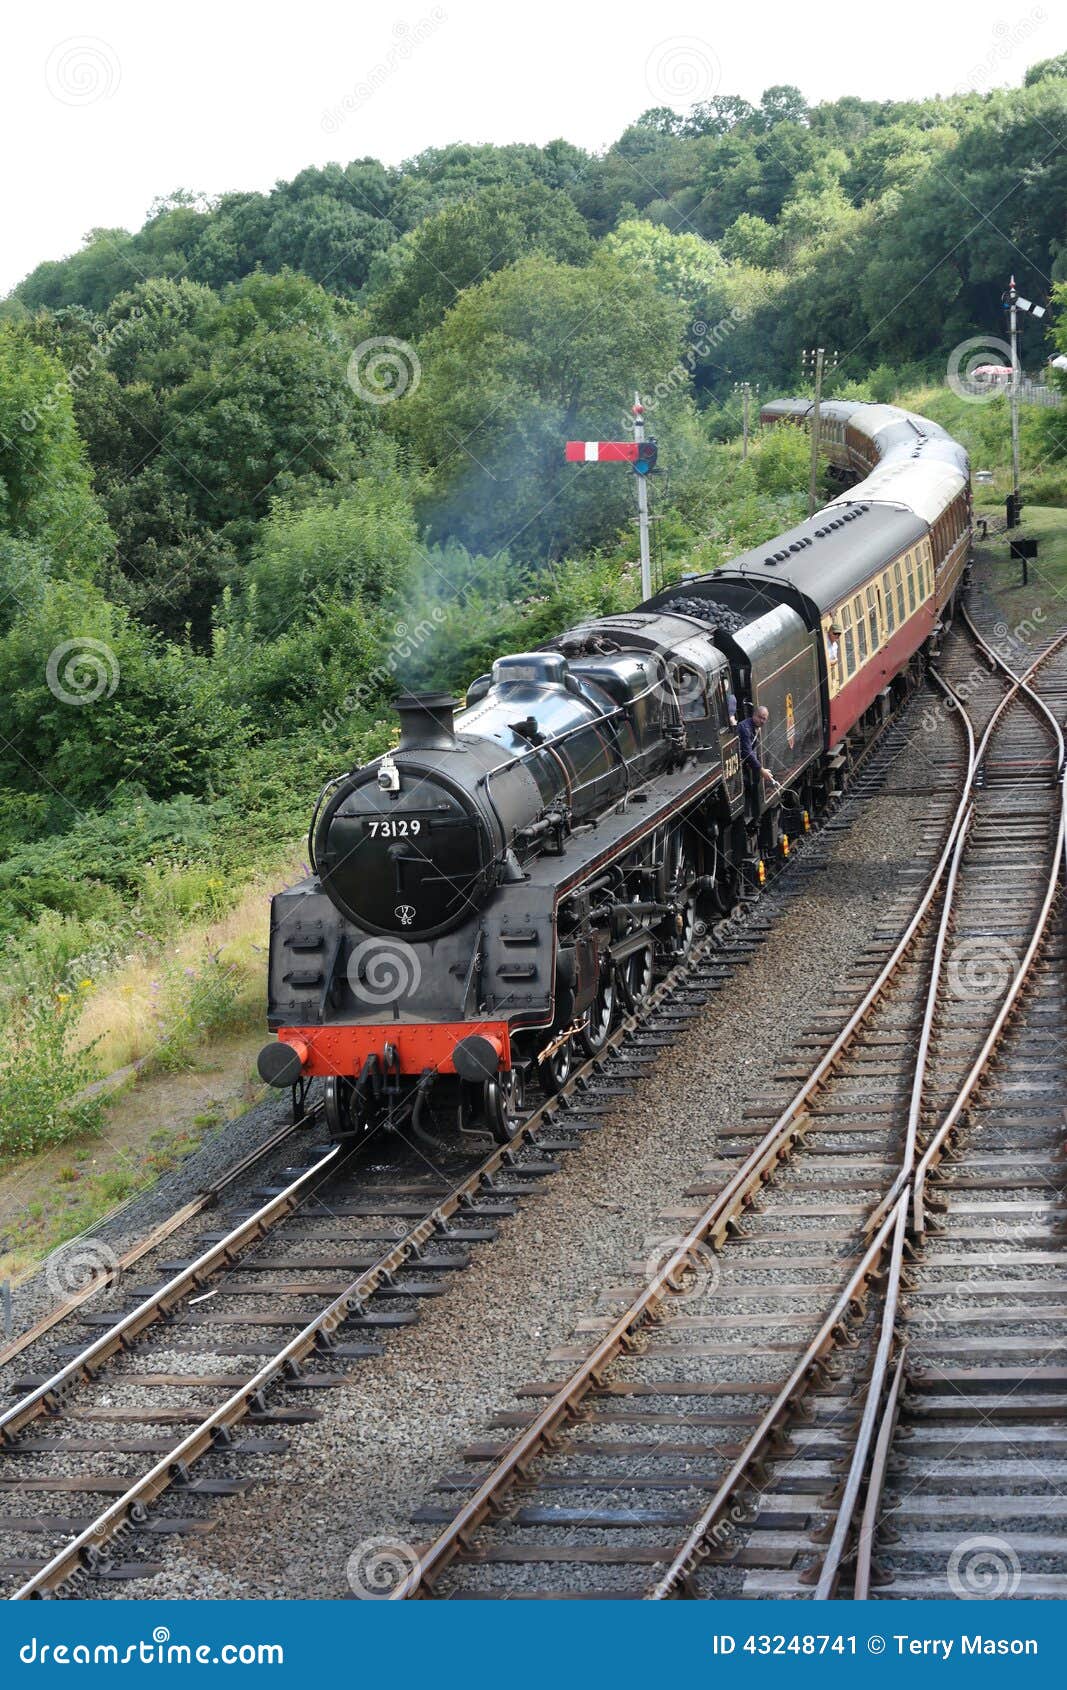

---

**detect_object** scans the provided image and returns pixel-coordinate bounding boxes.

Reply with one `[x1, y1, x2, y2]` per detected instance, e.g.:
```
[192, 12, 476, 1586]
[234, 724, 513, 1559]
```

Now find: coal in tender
[660, 597, 747, 634]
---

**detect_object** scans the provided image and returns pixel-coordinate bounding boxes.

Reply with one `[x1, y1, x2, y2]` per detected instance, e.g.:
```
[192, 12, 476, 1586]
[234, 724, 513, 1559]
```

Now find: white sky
[1, 0, 1058, 294]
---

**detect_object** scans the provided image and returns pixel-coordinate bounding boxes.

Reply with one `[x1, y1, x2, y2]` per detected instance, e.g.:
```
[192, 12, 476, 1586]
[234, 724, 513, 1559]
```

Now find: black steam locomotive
[257, 399, 970, 1142]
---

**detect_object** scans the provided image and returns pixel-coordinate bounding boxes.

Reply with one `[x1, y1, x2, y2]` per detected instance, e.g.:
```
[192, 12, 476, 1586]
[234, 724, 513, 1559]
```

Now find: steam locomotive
[257, 399, 971, 1143]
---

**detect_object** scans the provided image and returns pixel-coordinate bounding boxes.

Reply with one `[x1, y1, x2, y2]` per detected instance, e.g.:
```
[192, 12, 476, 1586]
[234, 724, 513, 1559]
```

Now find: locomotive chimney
[395, 691, 457, 752]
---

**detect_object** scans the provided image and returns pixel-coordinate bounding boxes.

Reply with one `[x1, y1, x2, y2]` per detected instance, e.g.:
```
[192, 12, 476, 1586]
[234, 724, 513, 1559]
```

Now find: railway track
[0, 698, 911, 1599]
[841, 625, 1067, 1602]
[393, 606, 1066, 1600]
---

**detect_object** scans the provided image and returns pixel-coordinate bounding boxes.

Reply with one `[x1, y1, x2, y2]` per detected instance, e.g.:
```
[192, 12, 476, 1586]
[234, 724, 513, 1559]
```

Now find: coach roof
[715, 499, 927, 614]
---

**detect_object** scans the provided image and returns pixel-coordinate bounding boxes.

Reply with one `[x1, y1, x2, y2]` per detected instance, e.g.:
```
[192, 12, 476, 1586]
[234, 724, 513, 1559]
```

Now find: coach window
[853, 594, 868, 662]
[866, 585, 879, 650]
[883, 571, 896, 634]
[906, 553, 916, 613]
[841, 603, 856, 675]
[893, 561, 905, 622]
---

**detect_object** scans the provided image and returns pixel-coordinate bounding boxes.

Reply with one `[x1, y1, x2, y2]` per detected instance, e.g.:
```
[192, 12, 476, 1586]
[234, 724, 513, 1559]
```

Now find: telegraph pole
[733, 381, 758, 462]
[801, 348, 837, 517]
[1007, 276, 1022, 525]
[632, 394, 652, 599]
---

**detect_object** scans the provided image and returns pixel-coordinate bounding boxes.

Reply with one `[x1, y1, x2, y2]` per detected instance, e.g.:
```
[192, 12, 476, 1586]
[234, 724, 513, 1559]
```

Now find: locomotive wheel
[622, 940, 655, 1010]
[485, 1067, 525, 1144]
[577, 966, 615, 1057]
[539, 1036, 574, 1095]
[324, 1075, 363, 1140]
[665, 831, 698, 959]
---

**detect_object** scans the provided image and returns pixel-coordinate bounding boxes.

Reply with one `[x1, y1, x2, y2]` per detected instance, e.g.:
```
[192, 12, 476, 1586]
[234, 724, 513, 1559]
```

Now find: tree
[33, 271, 376, 637]
[370, 182, 592, 338]
[0, 328, 113, 582]
[15, 230, 143, 314]
[0, 578, 245, 805]
[1025, 53, 1067, 85]
[602, 220, 723, 310]
[636, 107, 685, 138]
[400, 253, 687, 560]
[751, 85, 809, 131]
[243, 449, 421, 635]
[721, 214, 778, 267]
[262, 196, 393, 295]
[682, 96, 755, 137]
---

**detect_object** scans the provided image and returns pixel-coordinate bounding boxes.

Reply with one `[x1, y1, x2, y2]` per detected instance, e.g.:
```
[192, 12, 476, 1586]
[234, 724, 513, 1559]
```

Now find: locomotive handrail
[306, 769, 350, 877]
[479, 668, 676, 790]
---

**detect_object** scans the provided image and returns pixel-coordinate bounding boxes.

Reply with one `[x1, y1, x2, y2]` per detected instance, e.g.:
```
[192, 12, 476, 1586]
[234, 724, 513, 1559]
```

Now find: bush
[149, 950, 250, 1072]
[0, 991, 102, 1156]
[0, 579, 248, 806]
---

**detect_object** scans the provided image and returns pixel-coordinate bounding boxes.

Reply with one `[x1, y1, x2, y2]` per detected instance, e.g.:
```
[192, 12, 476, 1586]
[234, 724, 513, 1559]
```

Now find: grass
[0, 1059, 263, 1281]
[73, 848, 303, 1076]
[0, 847, 305, 1280]
[974, 505, 1067, 637]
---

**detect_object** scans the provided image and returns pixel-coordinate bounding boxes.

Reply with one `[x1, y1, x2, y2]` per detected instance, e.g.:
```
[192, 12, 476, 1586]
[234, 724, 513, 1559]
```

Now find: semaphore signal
[565, 394, 658, 597]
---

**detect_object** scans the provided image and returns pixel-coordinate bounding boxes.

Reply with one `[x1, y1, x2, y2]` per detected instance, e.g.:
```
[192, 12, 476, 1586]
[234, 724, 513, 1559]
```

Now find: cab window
[672, 663, 708, 721]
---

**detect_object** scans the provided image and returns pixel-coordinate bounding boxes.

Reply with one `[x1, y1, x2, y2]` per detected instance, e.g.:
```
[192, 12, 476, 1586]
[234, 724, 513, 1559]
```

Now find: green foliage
[242, 448, 421, 632]
[401, 252, 687, 559]
[0, 578, 247, 805]
[149, 951, 248, 1073]
[370, 182, 592, 338]
[0, 328, 113, 578]
[602, 220, 723, 307]
[0, 992, 102, 1156]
